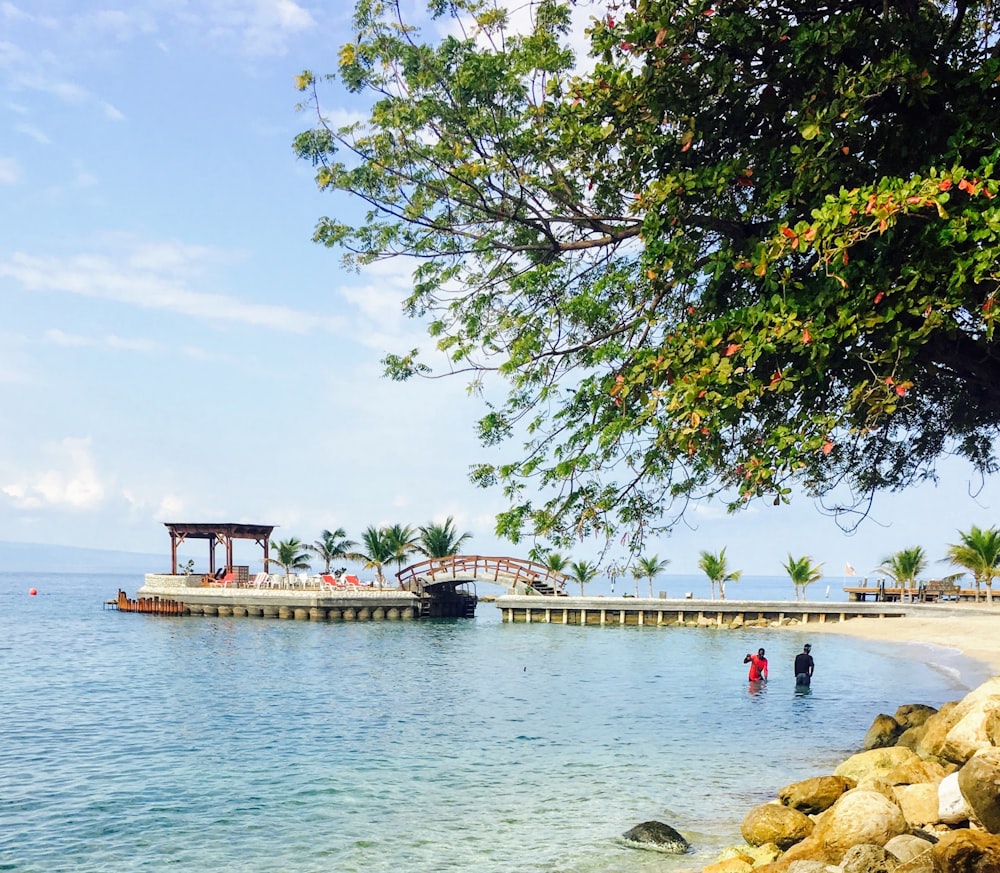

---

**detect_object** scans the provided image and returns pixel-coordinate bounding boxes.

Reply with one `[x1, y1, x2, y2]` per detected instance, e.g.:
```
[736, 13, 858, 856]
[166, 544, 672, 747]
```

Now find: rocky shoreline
[694, 675, 1000, 871]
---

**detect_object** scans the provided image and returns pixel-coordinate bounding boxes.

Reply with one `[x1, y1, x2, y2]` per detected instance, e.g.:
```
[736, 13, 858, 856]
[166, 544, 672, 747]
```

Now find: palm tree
[270, 538, 311, 583]
[634, 555, 671, 598]
[876, 546, 927, 589]
[417, 516, 472, 558]
[698, 548, 741, 600]
[348, 526, 397, 587]
[945, 525, 1000, 604]
[542, 552, 568, 573]
[567, 560, 599, 596]
[308, 527, 355, 574]
[385, 523, 418, 579]
[782, 554, 824, 601]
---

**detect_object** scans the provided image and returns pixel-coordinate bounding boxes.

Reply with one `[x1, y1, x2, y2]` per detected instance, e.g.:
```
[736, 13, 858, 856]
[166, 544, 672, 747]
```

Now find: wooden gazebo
[164, 522, 275, 576]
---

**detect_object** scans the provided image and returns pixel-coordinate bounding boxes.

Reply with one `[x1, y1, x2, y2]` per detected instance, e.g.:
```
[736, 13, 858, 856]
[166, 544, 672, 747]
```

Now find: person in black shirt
[794, 644, 814, 686]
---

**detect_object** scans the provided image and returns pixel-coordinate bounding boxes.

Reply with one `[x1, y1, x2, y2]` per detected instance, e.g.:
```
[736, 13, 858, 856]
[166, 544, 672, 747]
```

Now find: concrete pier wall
[494, 596, 912, 627]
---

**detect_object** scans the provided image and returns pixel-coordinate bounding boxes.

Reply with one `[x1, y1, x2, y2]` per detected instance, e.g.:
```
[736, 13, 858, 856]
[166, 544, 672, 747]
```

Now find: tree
[271, 538, 311, 582]
[567, 559, 599, 597]
[605, 559, 627, 595]
[698, 548, 741, 601]
[296, 0, 1000, 549]
[782, 554, 823, 602]
[384, 523, 418, 579]
[876, 546, 928, 589]
[348, 526, 397, 587]
[945, 525, 1000, 604]
[417, 516, 473, 558]
[633, 555, 671, 599]
[308, 527, 356, 573]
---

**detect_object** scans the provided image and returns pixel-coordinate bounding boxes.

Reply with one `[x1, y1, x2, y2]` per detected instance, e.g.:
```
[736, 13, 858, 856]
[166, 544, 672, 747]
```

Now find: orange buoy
[29, 588, 37, 596]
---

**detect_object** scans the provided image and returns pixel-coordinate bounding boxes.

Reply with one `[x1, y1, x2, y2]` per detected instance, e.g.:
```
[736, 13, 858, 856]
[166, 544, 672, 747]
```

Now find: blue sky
[2, 0, 999, 581]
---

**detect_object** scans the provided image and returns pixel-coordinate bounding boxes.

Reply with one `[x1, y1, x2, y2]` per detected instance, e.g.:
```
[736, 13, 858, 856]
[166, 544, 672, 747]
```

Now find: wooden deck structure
[164, 522, 275, 576]
[844, 580, 988, 603]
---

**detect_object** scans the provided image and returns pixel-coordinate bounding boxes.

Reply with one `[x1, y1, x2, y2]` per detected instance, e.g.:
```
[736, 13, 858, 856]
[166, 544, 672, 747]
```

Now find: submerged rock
[620, 820, 692, 854]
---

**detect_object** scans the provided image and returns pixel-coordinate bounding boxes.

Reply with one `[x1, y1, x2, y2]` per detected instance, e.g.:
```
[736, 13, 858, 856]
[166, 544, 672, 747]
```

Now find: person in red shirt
[744, 648, 768, 682]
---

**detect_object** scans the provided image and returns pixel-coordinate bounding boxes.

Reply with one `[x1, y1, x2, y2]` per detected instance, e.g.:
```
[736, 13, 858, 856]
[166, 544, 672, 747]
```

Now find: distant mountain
[0, 541, 166, 573]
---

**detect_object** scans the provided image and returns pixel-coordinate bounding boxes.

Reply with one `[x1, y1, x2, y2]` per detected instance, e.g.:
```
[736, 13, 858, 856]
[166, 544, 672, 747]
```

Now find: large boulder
[884, 833, 935, 869]
[892, 783, 941, 827]
[778, 775, 856, 814]
[957, 748, 1000, 833]
[818, 790, 909, 863]
[938, 771, 972, 824]
[864, 714, 904, 750]
[918, 679, 1000, 764]
[840, 843, 899, 873]
[884, 757, 951, 786]
[835, 747, 920, 786]
[894, 704, 939, 731]
[619, 820, 691, 853]
[930, 827, 1000, 871]
[915, 701, 961, 760]
[741, 803, 814, 850]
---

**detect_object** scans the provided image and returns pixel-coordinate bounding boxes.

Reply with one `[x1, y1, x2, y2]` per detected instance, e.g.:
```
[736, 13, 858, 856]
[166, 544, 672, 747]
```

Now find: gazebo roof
[164, 522, 275, 540]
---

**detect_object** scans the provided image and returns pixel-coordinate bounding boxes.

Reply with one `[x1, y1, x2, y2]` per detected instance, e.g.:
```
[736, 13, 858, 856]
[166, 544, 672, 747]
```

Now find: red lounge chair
[343, 574, 363, 587]
[320, 574, 342, 589]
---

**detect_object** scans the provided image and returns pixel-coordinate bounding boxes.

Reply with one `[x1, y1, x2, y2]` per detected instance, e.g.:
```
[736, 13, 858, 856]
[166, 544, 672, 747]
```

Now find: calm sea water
[0, 573, 988, 873]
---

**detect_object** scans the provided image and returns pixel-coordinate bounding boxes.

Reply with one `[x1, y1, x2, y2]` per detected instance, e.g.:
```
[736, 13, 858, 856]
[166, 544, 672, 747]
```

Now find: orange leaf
[874, 291, 884, 304]
[895, 384, 907, 396]
[821, 440, 834, 455]
[780, 226, 796, 239]
[801, 328, 812, 344]
[725, 343, 741, 356]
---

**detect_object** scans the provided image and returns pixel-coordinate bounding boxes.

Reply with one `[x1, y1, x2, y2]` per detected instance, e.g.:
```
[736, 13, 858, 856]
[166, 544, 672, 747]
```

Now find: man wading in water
[744, 648, 768, 682]
[794, 643, 814, 687]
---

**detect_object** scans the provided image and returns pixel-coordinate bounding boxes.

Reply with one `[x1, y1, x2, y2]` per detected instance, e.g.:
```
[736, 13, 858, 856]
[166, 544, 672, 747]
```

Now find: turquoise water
[0, 573, 988, 873]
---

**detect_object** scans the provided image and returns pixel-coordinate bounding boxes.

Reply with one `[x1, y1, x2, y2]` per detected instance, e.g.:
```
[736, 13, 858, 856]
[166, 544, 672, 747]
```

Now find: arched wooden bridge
[396, 555, 569, 596]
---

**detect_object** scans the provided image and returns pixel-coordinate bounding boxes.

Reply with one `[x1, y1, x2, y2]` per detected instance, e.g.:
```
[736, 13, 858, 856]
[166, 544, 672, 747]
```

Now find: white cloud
[14, 122, 50, 144]
[1, 239, 348, 334]
[0, 157, 20, 184]
[2, 437, 106, 510]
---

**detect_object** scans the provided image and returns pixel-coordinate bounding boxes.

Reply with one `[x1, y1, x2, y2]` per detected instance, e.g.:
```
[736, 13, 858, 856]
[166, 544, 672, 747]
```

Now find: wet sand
[791, 605, 1000, 676]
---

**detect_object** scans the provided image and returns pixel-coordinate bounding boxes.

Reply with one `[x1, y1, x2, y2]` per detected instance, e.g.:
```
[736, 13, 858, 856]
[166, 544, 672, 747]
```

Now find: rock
[778, 775, 856, 814]
[884, 833, 935, 868]
[742, 803, 814, 850]
[914, 701, 960, 759]
[893, 704, 938, 731]
[840, 843, 899, 873]
[938, 771, 972, 824]
[917, 679, 1000, 764]
[957, 748, 1000, 833]
[892, 783, 941, 827]
[818, 790, 908, 863]
[864, 714, 904, 750]
[930, 827, 1000, 872]
[784, 862, 836, 872]
[896, 723, 928, 752]
[883, 757, 950, 786]
[701, 857, 753, 873]
[835, 747, 920, 786]
[619, 820, 691, 853]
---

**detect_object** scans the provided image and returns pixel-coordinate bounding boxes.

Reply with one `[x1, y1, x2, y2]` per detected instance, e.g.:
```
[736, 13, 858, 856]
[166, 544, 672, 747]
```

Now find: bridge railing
[396, 555, 568, 593]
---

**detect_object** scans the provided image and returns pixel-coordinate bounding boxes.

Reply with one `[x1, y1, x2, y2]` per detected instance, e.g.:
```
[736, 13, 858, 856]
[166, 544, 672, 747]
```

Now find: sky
[2, 0, 1000, 583]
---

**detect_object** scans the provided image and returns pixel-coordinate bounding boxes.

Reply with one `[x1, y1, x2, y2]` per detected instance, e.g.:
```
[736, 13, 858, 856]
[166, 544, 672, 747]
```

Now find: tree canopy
[295, 0, 1000, 550]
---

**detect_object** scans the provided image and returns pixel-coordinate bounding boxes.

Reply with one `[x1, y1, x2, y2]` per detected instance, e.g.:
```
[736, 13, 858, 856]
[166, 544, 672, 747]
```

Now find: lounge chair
[320, 574, 342, 590]
[252, 572, 270, 589]
[343, 574, 364, 587]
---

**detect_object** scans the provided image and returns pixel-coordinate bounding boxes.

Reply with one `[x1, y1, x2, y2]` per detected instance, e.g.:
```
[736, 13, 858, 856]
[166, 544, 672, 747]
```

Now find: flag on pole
[845, 563, 857, 576]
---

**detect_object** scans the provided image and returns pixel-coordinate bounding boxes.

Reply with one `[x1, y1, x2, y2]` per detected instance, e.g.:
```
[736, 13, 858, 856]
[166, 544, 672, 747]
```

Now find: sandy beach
[791, 605, 1000, 677]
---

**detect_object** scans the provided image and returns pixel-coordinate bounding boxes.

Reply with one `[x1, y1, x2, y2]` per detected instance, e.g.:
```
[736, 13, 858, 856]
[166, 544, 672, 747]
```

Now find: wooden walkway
[396, 555, 568, 596]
